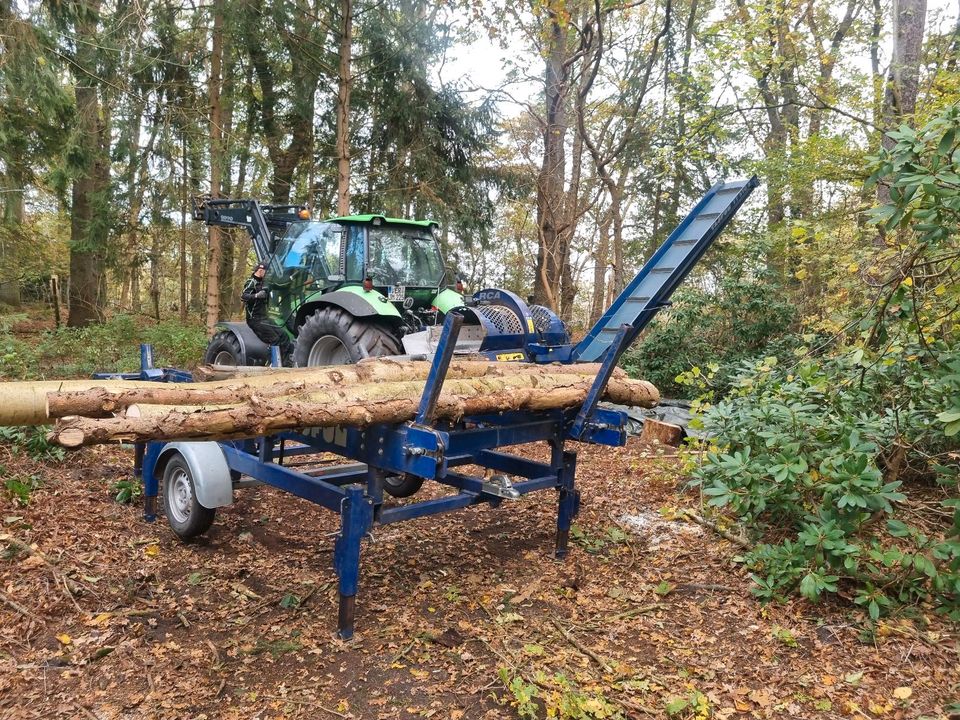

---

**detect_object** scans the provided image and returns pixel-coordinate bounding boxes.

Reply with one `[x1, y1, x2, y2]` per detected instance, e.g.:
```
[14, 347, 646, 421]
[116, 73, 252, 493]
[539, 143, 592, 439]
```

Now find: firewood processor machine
[103, 177, 757, 638]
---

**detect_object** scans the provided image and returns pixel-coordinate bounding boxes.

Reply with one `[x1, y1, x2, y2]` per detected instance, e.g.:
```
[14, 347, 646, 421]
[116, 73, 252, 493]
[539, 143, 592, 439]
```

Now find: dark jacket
[241, 277, 269, 320]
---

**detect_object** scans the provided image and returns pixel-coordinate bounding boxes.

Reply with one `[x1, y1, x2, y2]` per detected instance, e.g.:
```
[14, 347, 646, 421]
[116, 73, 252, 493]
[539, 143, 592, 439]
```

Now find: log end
[52, 427, 85, 448]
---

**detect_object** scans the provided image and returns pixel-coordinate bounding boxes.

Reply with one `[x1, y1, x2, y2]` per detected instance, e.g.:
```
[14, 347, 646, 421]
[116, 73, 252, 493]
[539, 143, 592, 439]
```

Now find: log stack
[0, 358, 661, 448]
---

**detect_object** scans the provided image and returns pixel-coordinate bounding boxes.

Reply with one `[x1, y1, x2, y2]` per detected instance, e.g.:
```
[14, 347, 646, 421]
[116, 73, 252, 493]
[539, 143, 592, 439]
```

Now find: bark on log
[45, 360, 624, 419]
[640, 418, 684, 447]
[50, 373, 660, 447]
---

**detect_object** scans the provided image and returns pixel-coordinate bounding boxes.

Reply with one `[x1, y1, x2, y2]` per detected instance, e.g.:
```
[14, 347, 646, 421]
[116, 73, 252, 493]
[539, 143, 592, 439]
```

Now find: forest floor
[0, 438, 957, 720]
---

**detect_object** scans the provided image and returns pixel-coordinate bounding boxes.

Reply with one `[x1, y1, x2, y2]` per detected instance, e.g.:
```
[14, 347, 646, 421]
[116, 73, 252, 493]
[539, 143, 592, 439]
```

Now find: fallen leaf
[893, 686, 912, 700]
[844, 671, 864, 686]
[56, 634, 71, 645]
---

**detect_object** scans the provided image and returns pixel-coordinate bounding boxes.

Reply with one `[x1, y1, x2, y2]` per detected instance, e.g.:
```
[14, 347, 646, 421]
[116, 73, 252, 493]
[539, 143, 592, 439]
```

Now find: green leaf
[800, 573, 819, 601]
[665, 697, 690, 715]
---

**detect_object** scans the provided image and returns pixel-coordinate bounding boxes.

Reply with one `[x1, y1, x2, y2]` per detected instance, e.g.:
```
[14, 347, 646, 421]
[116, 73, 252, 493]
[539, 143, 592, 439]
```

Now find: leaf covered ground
[0, 439, 957, 719]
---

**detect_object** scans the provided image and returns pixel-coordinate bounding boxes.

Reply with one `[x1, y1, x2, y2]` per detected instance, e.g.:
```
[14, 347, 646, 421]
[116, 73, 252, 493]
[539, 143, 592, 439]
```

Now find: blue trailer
[127, 177, 757, 639]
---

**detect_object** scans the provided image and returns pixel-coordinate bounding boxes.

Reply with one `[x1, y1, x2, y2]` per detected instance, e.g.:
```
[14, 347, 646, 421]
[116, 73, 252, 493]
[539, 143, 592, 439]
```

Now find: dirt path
[0, 439, 956, 719]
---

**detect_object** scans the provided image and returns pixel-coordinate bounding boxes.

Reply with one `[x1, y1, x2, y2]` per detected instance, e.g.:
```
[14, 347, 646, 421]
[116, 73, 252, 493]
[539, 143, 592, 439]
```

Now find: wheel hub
[307, 335, 352, 366]
[214, 350, 237, 365]
[168, 469, 193, 524]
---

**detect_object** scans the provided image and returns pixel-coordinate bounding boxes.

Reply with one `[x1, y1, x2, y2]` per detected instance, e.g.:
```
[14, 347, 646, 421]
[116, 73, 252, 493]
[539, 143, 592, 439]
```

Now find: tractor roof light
[455, 278, 464, 293]
[372, 216, 382, 226]
[363, 276, 374, 292]
[298, 208, 311, 220]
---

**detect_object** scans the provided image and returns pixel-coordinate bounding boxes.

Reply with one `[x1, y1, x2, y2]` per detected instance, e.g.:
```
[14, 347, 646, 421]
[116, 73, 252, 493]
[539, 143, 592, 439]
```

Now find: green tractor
[195, 198, 464, 367]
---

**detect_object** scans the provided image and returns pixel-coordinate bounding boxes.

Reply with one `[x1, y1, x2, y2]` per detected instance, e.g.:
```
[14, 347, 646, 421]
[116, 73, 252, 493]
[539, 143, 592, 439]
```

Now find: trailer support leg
[334, 485, 373, 640]
[141, 442, 162, 522]
[555, 450, 579, 559]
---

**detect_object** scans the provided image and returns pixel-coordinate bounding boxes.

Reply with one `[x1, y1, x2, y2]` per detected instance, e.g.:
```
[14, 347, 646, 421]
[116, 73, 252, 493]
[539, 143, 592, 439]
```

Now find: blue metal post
[555, 450, 579, 559]
[270, 345, 282, 367]
[568, 324, 631, 440]
[334, 485, 374, 639]
[140, 344, 154, 371]
[141, 442, 163, 522]
[415, 313, 462, 426]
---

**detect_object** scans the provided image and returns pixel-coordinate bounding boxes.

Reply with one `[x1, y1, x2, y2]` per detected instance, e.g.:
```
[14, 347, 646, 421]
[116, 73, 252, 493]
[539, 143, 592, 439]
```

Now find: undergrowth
[0, 311, 206, 379]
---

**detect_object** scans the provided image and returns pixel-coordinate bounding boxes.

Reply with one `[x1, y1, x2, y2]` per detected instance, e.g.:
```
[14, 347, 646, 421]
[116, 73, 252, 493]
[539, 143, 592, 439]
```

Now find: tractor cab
[266, 215, 453, 321]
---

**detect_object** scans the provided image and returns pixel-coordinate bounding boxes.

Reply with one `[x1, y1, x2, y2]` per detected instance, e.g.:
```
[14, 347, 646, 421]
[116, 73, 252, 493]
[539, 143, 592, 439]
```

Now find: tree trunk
[180, 129, 188, 322]
[68, 0, 110, 328]
[0, 169, 24, 306]
[589, 212, 611, 326]
[336, 0, 353, 215]
[206, 0, 225, 333]
[879, 0, 928, 206]
[533, 9, 568, 311]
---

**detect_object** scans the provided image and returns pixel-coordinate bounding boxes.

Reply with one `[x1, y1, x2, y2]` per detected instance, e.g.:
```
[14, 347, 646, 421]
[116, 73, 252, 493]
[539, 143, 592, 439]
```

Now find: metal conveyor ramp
[573, 176, 758, 362]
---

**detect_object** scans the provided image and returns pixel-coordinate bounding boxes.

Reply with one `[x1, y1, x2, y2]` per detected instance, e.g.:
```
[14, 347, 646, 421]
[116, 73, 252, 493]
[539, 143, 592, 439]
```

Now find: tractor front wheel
[204, 331, 244, 366]
[294, 307, 402, 367]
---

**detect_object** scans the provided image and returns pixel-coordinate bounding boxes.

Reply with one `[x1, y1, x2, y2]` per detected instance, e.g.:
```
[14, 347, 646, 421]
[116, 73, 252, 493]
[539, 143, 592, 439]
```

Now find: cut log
[640, 418, 684, 447]
[45, 360, 625, 419]
[0, 379, 169, 426]
[49, 373, 660, 447]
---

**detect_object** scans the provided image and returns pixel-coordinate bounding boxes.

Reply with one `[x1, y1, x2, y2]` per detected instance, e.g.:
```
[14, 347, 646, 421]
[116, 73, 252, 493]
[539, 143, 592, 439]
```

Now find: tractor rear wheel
[204, 331, 244, 366]
[294, 306, 402, 367]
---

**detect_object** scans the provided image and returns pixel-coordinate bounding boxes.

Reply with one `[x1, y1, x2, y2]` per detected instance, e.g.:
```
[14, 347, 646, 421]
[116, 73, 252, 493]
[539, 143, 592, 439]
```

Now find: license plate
[387, 285, 406, 302]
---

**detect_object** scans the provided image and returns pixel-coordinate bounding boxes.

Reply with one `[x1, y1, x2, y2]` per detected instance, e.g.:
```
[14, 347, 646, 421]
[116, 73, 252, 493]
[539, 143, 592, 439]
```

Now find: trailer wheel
[294, 306, 402, 367]
[162, 455, 216, 540]
[204, 331, 244, 366]
[383, 474, 424, 498]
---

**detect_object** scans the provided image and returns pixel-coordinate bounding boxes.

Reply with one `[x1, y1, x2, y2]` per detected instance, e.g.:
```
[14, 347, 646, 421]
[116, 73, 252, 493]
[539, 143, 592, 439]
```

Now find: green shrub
[0, 425, 66, 462]
[691, 347, 960, 619]
[0, 313, 207, 379]
[620, 276, 797, 398]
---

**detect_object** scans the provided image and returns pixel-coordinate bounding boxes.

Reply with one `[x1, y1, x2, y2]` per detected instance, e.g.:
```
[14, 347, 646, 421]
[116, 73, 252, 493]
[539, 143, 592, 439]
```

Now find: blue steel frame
[137, 316, 632, 639]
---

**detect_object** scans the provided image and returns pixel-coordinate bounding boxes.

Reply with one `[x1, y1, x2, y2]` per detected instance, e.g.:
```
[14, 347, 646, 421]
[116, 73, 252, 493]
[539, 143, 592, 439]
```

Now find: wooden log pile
[0, 358, 660, 448]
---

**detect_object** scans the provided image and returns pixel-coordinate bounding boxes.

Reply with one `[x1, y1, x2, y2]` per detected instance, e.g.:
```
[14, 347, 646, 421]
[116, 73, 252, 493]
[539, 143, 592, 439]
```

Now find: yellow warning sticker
[527, 318, 536, 333]
[496, 352, 526, 362]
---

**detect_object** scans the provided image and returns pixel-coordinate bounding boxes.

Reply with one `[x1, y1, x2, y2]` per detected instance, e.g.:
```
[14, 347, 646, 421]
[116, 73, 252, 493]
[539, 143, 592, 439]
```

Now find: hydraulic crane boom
[191, 196, 306, 270]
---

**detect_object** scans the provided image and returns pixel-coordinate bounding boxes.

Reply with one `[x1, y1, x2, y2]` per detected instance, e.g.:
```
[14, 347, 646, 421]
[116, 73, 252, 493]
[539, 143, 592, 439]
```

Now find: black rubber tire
[204, 331, 244, 366]
[383, 474, 425, 498]
[162, 455, 216, 540]
[293, 306, 402, 367]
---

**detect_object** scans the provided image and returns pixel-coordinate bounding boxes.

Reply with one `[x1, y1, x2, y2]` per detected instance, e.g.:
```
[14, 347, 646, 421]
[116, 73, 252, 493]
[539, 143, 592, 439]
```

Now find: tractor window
[344, 225, 365, 280]
[270, 222, 342, 283]
[367, 228, 444, 287]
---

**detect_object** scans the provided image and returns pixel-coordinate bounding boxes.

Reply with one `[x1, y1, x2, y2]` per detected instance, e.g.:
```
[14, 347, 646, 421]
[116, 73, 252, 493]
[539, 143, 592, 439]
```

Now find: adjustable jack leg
[333, 485, 373, 640]
[554, 451, 579, 559]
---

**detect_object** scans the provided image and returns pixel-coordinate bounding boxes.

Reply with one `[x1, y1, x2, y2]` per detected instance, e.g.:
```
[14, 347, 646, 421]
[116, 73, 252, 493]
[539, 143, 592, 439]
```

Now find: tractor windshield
[367, 227, 445, 288]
